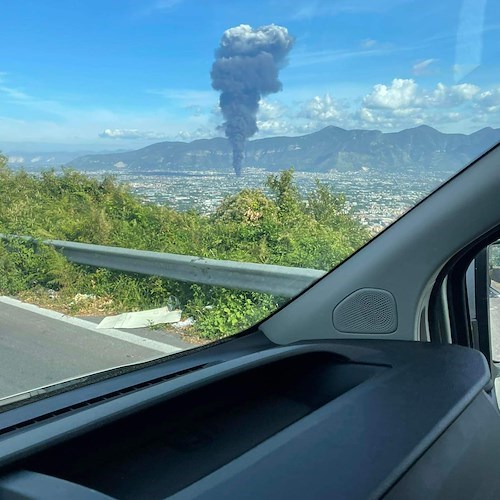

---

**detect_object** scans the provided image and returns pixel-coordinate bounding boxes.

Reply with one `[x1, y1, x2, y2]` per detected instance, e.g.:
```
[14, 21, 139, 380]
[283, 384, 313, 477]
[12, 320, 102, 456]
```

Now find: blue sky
[0, 0, 499, 151]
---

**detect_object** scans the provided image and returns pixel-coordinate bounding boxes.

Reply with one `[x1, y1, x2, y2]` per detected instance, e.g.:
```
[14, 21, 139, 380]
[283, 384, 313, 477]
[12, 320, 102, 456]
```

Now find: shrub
[0, 159, 369, 339]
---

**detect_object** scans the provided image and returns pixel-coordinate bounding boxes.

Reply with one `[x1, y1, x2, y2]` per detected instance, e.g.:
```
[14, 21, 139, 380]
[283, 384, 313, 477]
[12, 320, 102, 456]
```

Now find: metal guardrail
[0, 235, 326, 297]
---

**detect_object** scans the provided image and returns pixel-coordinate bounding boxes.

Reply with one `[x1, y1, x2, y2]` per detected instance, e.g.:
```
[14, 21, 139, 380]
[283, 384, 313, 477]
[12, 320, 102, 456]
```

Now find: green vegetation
[0, 153, 369, 339]
[491, 243, 500, 268]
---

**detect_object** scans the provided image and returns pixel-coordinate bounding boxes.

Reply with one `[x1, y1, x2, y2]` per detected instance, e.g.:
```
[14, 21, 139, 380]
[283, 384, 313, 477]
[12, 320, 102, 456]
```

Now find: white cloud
[0, 85, 31, 101]
[363, 79, 419, 110]
[176, 126, 221, 141]
[290, 0, 414, 19]
[251, 99, 297, 136]
[477, 88, 500, 112]
[412, 58, 438, 76]
[0, 102, 216, 146]
[424, 82, 480, 107]
[299, 94, 346, 122]
[140, 0, 186, 15]
[257, 99, 287, 121]
[356, 78, 496, 130]
[0, 74, 33, 101]
[362, 79, 480, 112]
[2, 69, 499, 149]
[249, 80, 499, 137]
[255, 118, 318, 137]
[149, 88, 217, 108]
[360, 39, 377, 49]
[256, 119, 292, 135]
[218, 24, 293, 57]
[291, 44, 398, 68]
[99, 129, 170, 140]
[0, 74, 220, 146]
[358, 39, 394, 52]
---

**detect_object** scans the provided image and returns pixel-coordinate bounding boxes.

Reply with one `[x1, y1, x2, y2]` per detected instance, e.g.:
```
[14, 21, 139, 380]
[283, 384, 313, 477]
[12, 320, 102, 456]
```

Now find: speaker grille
[333, 288, 397, 334]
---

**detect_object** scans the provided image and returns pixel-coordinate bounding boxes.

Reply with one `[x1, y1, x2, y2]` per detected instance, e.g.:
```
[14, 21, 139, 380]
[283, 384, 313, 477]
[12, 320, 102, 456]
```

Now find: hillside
[0, 158, 368, 338]
[7, 151, 92, 169]
[68, 125, 500, 173]
[5, 149, 131, 170]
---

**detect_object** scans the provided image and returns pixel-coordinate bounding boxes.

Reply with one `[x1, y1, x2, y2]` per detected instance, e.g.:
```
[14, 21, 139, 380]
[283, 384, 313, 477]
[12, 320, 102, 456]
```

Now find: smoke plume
[211, 24, 294, 176]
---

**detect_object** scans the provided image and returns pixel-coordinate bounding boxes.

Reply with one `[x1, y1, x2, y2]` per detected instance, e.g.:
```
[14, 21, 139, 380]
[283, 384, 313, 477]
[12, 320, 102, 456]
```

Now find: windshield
[0, 0, 499, 403]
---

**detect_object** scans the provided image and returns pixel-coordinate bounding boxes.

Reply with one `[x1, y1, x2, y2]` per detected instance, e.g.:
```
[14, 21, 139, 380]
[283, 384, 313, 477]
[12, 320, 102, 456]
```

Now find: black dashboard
[0, 335, 499, 499]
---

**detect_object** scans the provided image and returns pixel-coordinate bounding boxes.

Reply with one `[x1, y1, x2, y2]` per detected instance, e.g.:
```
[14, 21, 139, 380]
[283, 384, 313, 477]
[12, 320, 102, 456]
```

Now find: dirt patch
[14, 290, 208, 346]
[17, 289, 116, 316]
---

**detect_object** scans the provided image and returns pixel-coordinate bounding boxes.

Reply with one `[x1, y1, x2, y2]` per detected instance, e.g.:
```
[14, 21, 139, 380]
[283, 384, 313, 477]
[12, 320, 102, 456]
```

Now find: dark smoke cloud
[211, 24, 294, 176]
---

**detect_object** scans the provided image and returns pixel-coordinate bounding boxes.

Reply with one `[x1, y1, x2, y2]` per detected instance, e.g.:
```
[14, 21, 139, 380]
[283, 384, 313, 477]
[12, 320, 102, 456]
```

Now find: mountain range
[5, 151, 92, 169]
[4, 149, 129, 170]
[28, 125, 500, 173]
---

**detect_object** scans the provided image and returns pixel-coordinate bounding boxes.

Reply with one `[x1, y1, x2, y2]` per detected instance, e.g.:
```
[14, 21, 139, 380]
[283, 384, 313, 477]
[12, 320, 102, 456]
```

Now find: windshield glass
[0, 0, 499, 403]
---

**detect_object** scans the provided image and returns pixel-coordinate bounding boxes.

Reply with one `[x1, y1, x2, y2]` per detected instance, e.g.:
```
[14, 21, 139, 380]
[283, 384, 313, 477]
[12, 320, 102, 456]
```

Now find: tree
[265, 168, 306, 222]
[307, 179, 350, 228]
[0, 153, 7, 170]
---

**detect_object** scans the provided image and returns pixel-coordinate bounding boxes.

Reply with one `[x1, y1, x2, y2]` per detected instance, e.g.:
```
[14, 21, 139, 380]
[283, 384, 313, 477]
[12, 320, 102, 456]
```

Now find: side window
[490, 241, 500, 362]
[449, 242, 500, 406]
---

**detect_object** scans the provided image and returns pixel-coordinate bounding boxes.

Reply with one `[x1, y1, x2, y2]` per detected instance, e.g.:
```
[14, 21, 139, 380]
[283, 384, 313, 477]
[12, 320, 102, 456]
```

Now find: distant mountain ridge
[6, 151, 92, 169]
[5, 149, 130, 170]
[68, 125, 500, 173]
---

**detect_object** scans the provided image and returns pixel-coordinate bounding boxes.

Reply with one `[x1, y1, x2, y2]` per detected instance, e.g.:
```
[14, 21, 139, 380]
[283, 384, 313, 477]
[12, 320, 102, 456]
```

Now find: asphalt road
[0, 297, 193, 401]
[1, 289, 499, 405]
